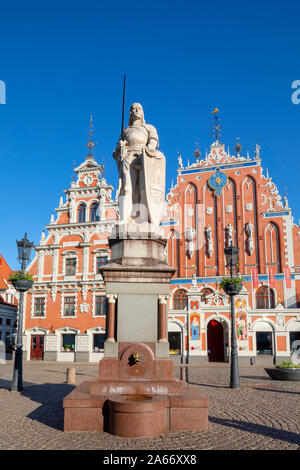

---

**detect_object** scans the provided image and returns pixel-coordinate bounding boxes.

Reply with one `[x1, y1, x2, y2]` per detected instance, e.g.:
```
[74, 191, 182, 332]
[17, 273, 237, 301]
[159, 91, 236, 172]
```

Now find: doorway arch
[207, 319, 225, 362]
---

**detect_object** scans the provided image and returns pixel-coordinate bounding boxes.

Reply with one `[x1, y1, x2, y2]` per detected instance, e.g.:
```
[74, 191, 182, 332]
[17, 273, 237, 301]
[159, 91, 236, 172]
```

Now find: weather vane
[85, 114, 98, 158]
[211, 108, 222, 142]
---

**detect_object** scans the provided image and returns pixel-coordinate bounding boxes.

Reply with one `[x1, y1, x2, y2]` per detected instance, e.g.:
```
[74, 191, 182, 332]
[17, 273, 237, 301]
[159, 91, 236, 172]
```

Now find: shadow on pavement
[0, 378, 74, 431]
[209, 416, 300, 446]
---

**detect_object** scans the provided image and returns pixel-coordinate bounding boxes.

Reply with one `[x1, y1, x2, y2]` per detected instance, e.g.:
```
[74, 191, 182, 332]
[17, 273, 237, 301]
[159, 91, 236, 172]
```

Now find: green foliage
[220, 276, 243, 289]
[275, 362, 300, 369]
[8, 271, 33, 281]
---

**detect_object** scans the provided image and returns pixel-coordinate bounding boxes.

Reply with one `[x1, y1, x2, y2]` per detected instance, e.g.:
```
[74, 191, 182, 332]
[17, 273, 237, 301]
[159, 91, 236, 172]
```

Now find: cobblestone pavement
[0, 360, 299, 450]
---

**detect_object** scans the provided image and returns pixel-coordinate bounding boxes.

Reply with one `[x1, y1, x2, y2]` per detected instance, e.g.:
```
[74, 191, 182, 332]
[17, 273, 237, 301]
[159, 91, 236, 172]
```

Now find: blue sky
[0, 0, 299, 269]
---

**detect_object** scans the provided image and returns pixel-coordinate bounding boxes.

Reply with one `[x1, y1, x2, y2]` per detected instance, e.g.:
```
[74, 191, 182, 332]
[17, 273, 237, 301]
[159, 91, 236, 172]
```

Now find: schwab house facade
[22, 123, 300, 363]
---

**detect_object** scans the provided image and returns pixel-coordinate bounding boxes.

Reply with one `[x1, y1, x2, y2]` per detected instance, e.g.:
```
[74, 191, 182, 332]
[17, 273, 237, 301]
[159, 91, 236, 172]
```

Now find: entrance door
[31, 335, 44, 360]
[207, 320, 224, 362]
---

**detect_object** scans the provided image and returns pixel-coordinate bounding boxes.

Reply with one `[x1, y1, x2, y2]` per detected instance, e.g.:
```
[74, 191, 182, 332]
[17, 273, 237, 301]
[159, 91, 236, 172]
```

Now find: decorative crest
[194, 142, 201, 163]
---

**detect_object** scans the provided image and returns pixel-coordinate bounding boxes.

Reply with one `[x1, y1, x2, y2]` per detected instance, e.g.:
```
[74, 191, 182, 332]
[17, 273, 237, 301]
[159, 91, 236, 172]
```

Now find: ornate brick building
[23, 117, 300, 364]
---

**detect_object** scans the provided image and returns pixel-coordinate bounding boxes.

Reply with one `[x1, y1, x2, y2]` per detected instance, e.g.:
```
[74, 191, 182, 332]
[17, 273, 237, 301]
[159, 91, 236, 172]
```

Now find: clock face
[208, 168, 228, 195]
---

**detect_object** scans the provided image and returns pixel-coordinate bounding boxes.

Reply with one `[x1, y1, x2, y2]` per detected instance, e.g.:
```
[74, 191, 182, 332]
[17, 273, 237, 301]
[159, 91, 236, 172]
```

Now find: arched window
[173, 289, 188, 310]
[78, 204, 86, 223]
[200, 288, 214, 304]
[256, 287, 275, 309]
[90, 203, 99, 222]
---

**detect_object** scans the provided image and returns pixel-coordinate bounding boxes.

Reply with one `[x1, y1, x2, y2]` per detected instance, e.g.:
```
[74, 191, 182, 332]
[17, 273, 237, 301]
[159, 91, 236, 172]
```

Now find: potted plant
[9, 271, 34, 292]
[220, 276, 243, 296]
[265, 361, 300, 381]
[63, 344, 72, 352]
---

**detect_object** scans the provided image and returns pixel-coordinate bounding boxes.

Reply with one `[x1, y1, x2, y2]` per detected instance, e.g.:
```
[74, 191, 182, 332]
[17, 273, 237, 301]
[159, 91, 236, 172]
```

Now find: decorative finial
[235, 137, 242, 155]
[211, 108, 222, 142]
[85, 114, 97, 160]
[194, 142, 201, 163]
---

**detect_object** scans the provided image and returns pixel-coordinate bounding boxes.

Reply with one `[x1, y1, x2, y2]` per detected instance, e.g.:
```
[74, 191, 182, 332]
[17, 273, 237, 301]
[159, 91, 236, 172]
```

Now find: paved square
[0, 360, 299, 450]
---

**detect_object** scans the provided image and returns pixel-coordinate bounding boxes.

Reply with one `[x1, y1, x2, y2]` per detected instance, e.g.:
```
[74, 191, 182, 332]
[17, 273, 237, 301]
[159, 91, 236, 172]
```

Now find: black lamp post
[224, 244, 242, 389]
[11, 233, 34, 392]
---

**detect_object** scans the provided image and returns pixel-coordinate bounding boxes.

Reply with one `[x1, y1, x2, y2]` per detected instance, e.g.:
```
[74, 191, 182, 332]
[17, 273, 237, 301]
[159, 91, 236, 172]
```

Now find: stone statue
[185, 226, 196, 258]
[226, 223, 234, 248]
[206, 225, 213, 258]
[245, 221, 254, 255]
[113, 103, 165, 233]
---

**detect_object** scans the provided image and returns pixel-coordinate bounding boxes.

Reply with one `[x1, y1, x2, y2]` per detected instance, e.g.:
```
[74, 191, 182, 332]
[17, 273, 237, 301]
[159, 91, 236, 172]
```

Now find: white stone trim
[30, 294, 47, 318]
[92, 292, 107, 317]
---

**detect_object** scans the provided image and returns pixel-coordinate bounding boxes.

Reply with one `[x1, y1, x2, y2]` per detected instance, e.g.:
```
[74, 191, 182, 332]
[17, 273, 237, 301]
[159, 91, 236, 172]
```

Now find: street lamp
[224, 244, 242, 389]
[11, 233, 34, 392]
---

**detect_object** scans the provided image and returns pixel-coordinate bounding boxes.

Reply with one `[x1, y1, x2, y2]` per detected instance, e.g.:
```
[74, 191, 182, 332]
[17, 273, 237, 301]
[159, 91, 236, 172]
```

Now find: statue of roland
[113, 103, 165, 234]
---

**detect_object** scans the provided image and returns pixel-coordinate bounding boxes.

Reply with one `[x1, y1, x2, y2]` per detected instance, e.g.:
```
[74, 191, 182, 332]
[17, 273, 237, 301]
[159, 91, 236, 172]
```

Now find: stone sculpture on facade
[226, 223, 234, 248]
[245, 221, 254, 255]
[206, 225, 213, 258]
[113, 103, 165, 234]
[185, 226, 196, 258]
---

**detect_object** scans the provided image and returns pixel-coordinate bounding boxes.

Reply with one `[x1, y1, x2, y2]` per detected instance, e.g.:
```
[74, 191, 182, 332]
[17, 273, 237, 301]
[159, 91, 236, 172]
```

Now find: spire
[85, 114, 97, 160]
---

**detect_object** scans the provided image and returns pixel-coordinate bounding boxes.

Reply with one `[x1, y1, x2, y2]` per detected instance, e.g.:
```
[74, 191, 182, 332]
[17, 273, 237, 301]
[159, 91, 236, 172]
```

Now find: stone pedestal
[63, 233, 209, 436]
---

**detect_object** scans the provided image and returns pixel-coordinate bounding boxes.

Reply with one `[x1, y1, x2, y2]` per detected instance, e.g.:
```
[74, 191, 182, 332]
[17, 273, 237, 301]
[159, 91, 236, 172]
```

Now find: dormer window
[78, 204, 86, 222]
[90, 203, 99, 222]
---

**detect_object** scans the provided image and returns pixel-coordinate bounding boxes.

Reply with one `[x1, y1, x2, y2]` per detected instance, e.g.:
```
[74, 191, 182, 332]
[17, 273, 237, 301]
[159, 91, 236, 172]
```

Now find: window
[200, 288, 213, 304]
[6, 318, 11, 326]
[95, 296, 108, 316]
[256, 287, 275, 309]
[256, 332, 273, 355]
[173, 290, 188, 310]
[34, 298, 45, 317]
[93, 333, 105, 351]
[96, 255, 108, 274]
[78, 204, 86, 222]
[0, 318, 3, 325]
[168, 332, 181, 355]
[5, 332, 11, 347]
[62, 334, 75, 351]
[90, 203, 99, 222]
[64, 297, 76, 316]
[65, 257, 76, 276]
[290, 332, 300, 354]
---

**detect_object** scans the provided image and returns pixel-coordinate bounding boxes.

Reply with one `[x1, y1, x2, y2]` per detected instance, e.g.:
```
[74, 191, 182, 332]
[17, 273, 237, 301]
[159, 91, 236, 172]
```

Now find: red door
[31, 335, 44, 360]
[207, 320, 224, 362]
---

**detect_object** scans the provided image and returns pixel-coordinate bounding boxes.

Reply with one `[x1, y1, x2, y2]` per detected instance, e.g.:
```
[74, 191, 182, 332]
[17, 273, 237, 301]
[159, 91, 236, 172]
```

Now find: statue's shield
[142, 150, 165, 227]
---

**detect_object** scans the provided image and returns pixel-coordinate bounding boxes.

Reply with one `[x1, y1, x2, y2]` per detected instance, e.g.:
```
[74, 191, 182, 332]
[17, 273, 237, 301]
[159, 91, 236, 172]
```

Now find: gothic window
[78, 204, 86, 223]
[95, 296, 108, 316]
[90, 203, 99, 222]
[65, 257, 76, 276]
[34, 298, 45, 317]
[256, 287, 275, 309]
[64, 297, 76, 316]
[173, 289, 188, 310]
[200, 288, 213, 304]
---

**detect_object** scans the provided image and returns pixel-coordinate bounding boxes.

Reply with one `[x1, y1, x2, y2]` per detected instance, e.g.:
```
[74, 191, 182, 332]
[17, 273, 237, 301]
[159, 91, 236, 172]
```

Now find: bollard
[181, 365, 186, 382]
[66, 367, 76, 385]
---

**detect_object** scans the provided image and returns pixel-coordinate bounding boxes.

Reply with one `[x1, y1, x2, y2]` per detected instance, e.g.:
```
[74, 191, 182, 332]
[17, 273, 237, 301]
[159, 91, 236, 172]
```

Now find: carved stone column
[158, 295, 169, 343]
[106, 294, 117, 342]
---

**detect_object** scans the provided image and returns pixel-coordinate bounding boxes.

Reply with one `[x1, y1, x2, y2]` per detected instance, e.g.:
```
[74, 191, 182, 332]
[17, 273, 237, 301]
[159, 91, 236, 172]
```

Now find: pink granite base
[63, 342, 209, 436]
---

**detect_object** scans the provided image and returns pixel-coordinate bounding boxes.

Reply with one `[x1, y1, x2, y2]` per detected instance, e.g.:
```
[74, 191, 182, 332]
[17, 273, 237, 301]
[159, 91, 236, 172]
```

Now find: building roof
[0, 254, 13, 289]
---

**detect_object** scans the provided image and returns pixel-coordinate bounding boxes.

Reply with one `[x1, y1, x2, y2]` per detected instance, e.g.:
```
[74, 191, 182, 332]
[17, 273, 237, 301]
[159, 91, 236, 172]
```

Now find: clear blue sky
[1, 0, 299, 269]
